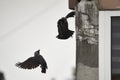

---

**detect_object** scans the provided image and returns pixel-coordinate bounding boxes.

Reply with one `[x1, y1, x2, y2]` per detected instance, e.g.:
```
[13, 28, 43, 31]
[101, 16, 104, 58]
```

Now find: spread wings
[16, 57, 40, 69]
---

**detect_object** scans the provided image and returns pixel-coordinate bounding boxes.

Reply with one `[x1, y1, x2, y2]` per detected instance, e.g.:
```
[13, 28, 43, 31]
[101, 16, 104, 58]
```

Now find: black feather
[65, 11, 75, 18]
[16, 57, 40, 69]
[56, 17, 74, 39]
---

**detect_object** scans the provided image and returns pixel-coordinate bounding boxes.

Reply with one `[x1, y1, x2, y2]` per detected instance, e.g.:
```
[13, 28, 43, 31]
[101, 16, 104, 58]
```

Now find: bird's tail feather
[41, 68, 46, 73]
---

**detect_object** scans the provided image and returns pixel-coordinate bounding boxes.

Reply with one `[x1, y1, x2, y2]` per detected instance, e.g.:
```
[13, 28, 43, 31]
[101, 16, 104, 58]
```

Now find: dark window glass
[111, 17, 120, 80]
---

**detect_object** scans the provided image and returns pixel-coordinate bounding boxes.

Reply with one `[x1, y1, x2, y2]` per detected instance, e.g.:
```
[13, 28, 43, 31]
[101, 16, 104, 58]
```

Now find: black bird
[56, 17, 74, 39]
[0, 72, 5, 80]
[56, 11, 75, 40]
[16, 50, 48, 73]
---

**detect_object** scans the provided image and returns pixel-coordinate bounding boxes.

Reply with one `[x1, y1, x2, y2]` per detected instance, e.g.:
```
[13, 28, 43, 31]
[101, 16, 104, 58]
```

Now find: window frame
[99, 11, 120, 80]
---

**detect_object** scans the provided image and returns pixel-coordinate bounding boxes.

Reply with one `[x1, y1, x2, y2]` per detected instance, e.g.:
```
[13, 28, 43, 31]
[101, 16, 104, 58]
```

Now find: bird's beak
[38, 49, 40, 52]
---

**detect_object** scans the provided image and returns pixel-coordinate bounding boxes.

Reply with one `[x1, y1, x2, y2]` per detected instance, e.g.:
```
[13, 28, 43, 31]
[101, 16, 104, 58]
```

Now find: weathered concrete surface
[76, 63, 98, 80]
[75, 0, 99, 80]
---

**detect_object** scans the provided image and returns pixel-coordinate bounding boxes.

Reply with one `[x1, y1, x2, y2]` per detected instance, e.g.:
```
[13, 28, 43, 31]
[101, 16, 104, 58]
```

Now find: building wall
[69, 0, 120, 10]
[99, 0, 120, 10]
[68, 0, 120, 80]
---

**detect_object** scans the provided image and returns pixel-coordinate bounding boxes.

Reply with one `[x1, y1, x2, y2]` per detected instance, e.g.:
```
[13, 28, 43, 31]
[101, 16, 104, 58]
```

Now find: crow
[56, 11, 75, 40]
[16, 50, 48, 73]
[56, 17, 74, 39]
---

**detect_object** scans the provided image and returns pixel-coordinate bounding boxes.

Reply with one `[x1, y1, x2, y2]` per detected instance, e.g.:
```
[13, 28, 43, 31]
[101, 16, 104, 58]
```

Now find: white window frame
[99, 11, 120, 80]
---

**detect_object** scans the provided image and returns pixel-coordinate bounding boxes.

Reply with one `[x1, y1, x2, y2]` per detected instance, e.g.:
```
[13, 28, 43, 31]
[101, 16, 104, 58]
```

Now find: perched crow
[16, 50, 48, 73]
[56, 17, 74, 39]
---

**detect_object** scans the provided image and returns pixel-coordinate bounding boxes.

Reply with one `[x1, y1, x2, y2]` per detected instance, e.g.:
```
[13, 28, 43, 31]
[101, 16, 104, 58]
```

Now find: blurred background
[0, 0, 75, 80]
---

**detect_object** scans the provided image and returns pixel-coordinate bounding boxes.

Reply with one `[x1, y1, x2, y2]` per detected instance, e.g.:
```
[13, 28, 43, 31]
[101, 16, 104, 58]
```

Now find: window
[99, 11, 120, 80]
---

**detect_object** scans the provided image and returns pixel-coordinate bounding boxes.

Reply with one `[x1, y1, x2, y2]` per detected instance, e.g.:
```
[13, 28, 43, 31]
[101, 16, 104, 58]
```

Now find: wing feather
[16, 57, 40, 69]
[65, 11, 75, 18]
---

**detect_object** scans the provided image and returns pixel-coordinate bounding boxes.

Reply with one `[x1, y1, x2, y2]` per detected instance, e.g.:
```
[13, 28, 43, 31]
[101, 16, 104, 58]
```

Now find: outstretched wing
[16, 57, 40, 69]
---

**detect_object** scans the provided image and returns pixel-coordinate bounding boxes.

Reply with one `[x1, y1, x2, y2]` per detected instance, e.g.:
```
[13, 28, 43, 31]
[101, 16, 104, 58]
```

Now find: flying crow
[56, 11, 75, 40]
[56, 17, 74, 39]
[16, 50, 48, 73]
